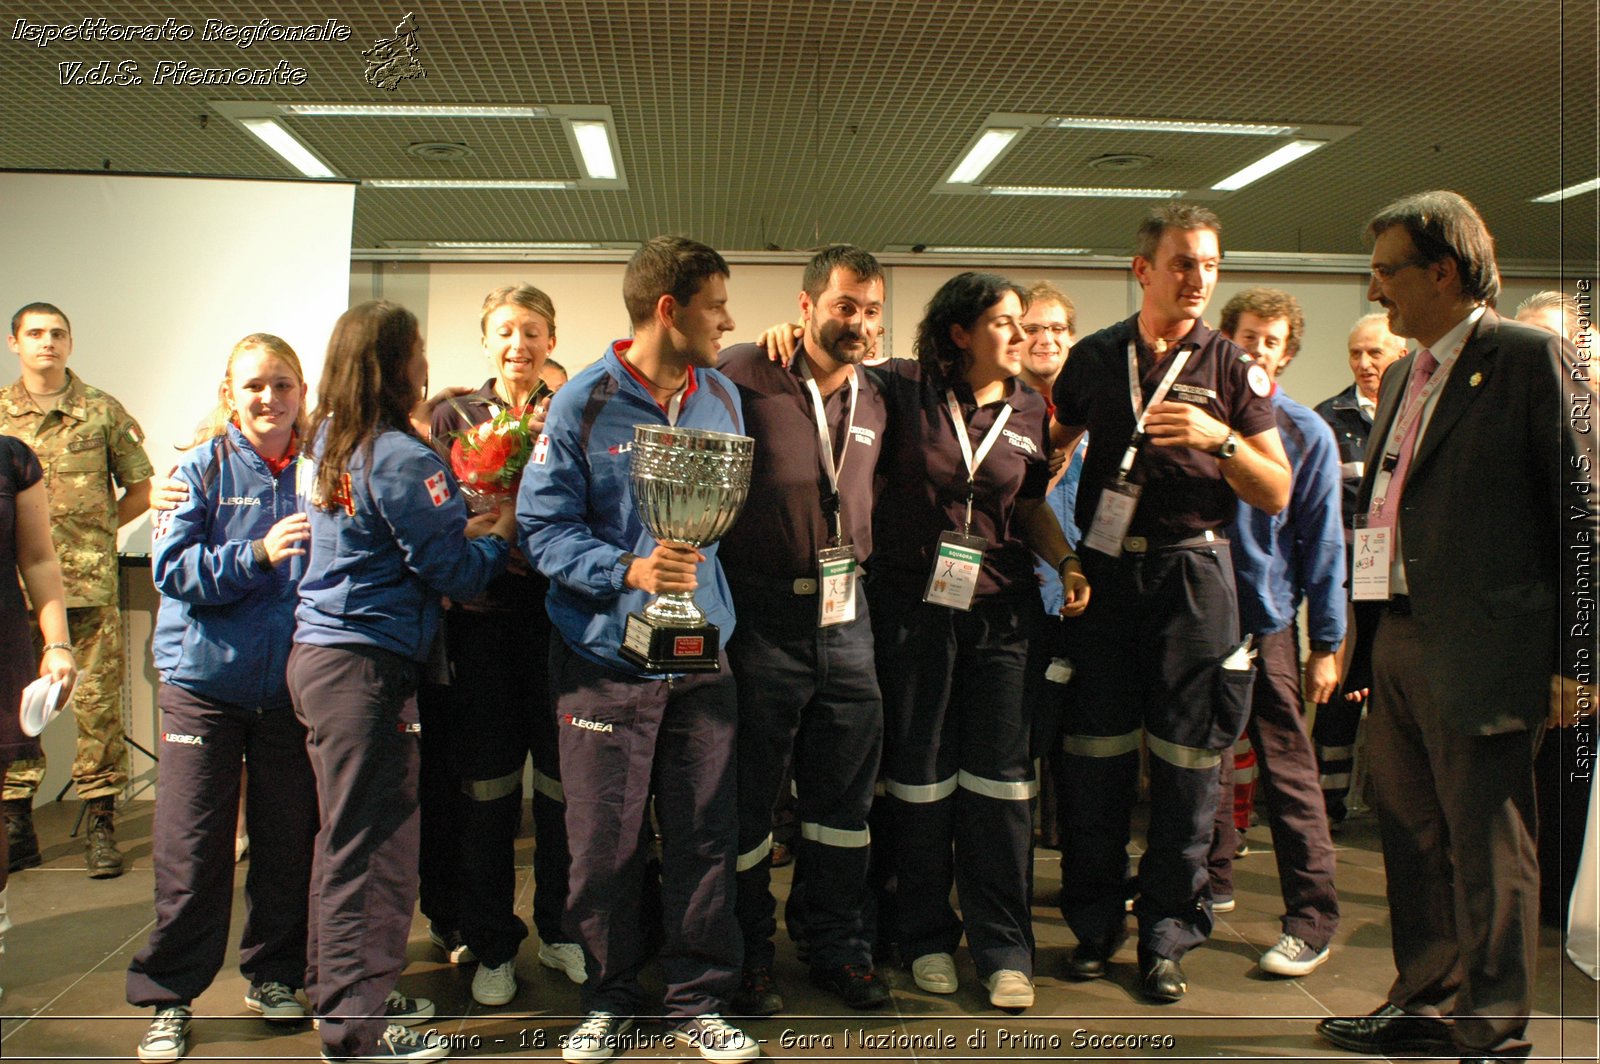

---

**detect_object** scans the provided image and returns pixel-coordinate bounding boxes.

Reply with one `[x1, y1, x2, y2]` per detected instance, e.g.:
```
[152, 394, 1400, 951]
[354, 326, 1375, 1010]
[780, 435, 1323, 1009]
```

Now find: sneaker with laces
[471, 959, 517, 1006]
[910, 951, 958, 994]
[538, 940, 587, 984]
[984, 969, 1034, 1010]
[673, 1014, 759, 1062]
[561, 1011, 634, 1063]
[427, 924, 475, 965]
[322, 1022, 451, 1062]
[384, 990, 436, 1026]
[137, 1005, 191, 1063]
[1259, 933, 1330, 976]
[808, 963, 890, 1009]
[245, 980, 308, 1021]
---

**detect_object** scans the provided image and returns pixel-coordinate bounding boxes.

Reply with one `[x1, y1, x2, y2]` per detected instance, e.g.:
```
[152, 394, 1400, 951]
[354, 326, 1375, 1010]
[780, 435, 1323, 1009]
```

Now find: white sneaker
[1259, 933, 1330, 976]
[539, 940, 587, 984]
[471, 959, 517, 1006]
[673, 1014, 760, 1062]
[985, 969, 1034, 1009]
[562, 1011, 634, 1063]
[910, 952, 958, 994]
[1213, 895, 1236, 913]
[137, 1005, 191, 1062]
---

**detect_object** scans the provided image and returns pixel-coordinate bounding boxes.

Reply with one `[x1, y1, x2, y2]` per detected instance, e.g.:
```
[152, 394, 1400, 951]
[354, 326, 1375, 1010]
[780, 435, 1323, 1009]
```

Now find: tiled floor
[1, 800, 1595, 1062]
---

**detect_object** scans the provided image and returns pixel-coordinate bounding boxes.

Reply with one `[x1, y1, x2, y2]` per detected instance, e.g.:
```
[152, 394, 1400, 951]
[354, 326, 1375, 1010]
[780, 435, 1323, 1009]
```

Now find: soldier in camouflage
[3, 303, 152, 878]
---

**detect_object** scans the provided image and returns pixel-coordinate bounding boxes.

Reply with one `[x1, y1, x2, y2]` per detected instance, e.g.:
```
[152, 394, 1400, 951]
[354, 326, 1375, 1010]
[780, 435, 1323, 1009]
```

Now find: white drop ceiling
[4, 0, 1595, 268]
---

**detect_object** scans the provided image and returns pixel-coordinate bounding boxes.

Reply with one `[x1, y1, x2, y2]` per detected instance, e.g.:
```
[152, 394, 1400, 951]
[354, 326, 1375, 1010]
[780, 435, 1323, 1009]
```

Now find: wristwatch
[1217, 433, 1239, 460]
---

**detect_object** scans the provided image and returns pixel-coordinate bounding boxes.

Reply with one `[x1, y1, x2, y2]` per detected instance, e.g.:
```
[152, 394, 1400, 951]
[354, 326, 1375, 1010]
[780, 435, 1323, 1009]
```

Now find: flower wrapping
[448, 403, 541, 507]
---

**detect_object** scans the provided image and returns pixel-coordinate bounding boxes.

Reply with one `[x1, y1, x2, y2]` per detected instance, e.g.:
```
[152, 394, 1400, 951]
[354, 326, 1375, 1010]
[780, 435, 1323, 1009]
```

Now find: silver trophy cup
[619, 424, 755, 672]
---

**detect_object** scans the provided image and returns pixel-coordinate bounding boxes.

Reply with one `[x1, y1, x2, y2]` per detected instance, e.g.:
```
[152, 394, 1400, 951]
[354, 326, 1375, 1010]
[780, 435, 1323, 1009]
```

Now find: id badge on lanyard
[924, 531, 987, 611]
[1350, 514, 1392, 601]
[802, 361, 860, 627]
[922, 391, 1010, 610]
[818, 545, 858, 626]
[1084, 343, 1192, 558]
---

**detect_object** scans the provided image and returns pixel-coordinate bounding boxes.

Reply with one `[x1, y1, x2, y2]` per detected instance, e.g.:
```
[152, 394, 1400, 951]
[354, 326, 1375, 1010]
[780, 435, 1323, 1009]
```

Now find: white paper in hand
[19, 677, 70, 737]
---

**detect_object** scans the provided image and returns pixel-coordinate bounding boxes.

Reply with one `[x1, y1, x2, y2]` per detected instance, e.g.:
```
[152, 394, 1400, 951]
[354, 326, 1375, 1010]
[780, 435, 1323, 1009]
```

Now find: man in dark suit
[1316, 191, 1596, 1064]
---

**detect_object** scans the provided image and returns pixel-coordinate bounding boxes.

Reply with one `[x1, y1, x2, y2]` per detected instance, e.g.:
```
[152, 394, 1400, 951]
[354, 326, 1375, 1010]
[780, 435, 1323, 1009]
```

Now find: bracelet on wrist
[43, 641, 74, 656]
[1056, 554, 1080, 577]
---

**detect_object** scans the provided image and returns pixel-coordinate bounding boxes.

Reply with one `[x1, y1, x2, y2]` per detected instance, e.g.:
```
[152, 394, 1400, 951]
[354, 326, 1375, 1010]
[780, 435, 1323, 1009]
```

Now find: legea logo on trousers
[563, 714, 615, 733]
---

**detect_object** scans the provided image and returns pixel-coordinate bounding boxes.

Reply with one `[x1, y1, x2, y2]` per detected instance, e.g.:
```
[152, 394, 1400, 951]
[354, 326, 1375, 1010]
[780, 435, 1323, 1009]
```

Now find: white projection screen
[0, 170, 356, 553]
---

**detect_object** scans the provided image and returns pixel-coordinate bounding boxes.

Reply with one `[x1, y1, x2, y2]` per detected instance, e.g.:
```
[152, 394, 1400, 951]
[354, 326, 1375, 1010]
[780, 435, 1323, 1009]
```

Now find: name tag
[1351, 517, 1392, 600]
[817, 546, 858, 628]
[1083, 481, 1142, 558]
[923, 531, 986, 611]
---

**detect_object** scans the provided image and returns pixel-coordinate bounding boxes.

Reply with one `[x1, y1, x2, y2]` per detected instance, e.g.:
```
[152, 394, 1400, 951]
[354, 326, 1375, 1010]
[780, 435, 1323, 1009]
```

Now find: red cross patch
[424, 470, 450, 507]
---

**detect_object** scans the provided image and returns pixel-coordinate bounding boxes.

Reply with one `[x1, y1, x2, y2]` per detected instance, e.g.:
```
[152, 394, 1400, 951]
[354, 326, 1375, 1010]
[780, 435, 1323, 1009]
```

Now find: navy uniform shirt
[718, 342, 886, 577]
[869, 358, 1050, 602]
[1053, 316, 1276, 541]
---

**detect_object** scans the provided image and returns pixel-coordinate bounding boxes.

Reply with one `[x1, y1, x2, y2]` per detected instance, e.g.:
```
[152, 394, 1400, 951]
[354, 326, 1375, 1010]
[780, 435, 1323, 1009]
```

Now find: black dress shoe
[1138, 952, 1186, 1003]
[1065, 934, 1125, 981]
[1316, 1003, 1454, 1055]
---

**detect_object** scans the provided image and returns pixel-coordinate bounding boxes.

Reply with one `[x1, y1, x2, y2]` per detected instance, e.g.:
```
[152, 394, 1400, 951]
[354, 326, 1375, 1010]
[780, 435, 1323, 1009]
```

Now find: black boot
[3, 798, 40, 873]
[84, 797, 124, 879]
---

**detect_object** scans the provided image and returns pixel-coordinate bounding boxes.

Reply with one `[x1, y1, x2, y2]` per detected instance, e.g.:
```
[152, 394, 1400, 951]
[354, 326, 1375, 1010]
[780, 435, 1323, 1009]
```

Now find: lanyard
[1118, 340, 1193, 479]
[799, 357, 858, 545]
[1376, 308, 1484, 470]
[944, 389, 1013, 534]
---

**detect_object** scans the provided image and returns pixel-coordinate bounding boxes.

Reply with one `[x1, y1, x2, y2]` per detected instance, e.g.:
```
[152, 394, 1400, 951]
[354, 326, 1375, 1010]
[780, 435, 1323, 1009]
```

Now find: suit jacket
[1354, 309, 1597, 735]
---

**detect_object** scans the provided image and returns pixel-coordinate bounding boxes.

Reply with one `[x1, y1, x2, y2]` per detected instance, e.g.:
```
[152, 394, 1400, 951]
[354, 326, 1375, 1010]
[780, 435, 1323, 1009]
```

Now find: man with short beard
[716, 245, 892, 1014]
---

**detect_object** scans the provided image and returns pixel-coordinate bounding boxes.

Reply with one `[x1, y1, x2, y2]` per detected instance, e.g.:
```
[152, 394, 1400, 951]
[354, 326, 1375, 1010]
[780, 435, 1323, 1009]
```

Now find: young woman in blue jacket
[126, 333, 319, 1063]
[291, 301, 511, 1064]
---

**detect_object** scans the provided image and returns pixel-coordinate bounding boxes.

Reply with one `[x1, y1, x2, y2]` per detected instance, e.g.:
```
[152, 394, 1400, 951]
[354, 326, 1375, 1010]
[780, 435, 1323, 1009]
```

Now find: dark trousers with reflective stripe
[871, 579, 1037, 979]
[1368, 611, 1539, 1057]
[427, 607, 569, 966]
[1206, 624, 1340, 948]
[727, 584, 882, 971]
[551, 637, 741, 1018]
[288, 643, 422, 1060]
[1313, 590, 1371, 821]
[1061, 545, 1248, 961]
[126, 685, 317, 1007]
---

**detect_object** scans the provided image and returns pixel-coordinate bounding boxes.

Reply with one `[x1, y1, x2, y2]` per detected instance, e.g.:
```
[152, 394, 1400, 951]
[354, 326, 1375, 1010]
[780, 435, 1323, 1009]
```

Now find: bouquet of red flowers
[449, 402, 543, 512]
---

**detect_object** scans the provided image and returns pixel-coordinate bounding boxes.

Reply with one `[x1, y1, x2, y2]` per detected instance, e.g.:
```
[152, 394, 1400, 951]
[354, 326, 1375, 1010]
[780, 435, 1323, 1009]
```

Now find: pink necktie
[1371, 348, 1439, 529]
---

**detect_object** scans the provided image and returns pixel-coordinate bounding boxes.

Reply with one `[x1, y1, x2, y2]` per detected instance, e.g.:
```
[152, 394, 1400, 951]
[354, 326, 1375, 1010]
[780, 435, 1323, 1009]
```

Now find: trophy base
[618, 613, 722, 673]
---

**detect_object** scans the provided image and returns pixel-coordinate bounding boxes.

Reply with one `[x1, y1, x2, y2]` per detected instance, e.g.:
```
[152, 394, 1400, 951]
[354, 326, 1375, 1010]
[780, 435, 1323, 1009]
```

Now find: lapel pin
[1469, 372, 1483, 387]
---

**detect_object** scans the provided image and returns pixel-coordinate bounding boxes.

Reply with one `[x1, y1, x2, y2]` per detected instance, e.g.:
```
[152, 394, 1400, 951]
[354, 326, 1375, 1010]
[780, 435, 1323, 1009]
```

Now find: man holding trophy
[518, 237, 759, 1063]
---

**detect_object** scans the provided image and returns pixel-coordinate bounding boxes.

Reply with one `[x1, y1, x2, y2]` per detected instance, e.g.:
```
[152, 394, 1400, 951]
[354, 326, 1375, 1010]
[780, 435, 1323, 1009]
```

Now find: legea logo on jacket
[563, 714, 615, 734]
[220, 496, 262, 506]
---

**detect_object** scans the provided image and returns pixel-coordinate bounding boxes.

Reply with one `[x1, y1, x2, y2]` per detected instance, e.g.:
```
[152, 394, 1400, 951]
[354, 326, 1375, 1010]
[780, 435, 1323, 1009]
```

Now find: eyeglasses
[1023, 323, 1071, 339]
[1369, 258, 1428, 283]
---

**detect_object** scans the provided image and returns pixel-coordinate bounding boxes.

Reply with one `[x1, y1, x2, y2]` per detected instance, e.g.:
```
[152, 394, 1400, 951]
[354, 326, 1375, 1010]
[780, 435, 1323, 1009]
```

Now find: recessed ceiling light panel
[1044, 116, 1297, 136]
[1532, 177, 1600, 203]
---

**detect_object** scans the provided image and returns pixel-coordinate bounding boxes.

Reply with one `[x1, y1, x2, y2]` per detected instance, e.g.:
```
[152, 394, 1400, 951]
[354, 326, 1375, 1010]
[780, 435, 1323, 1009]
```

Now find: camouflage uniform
[0, 371, 152, 802]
